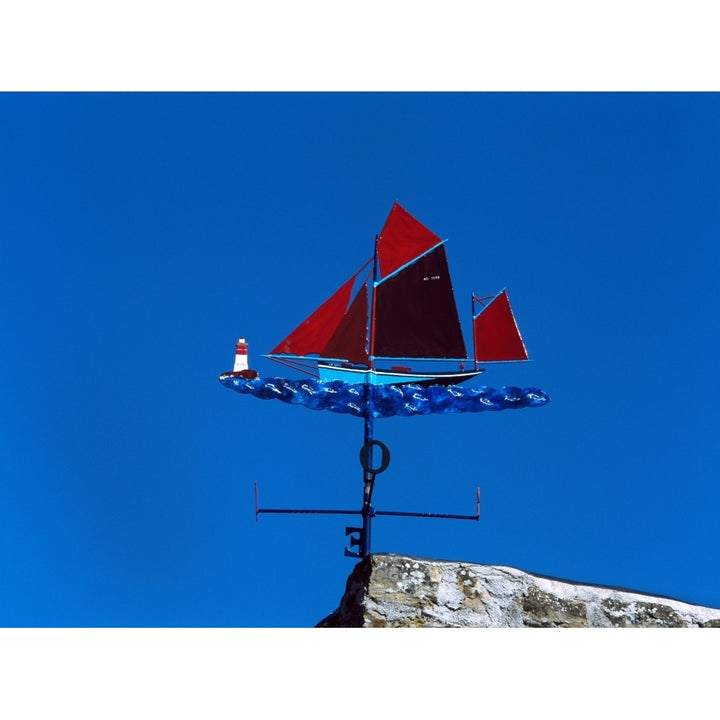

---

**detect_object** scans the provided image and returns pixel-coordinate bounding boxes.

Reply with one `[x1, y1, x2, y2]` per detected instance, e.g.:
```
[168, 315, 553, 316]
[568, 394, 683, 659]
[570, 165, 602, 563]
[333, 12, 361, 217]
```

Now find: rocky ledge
[317, 553, 720, 628]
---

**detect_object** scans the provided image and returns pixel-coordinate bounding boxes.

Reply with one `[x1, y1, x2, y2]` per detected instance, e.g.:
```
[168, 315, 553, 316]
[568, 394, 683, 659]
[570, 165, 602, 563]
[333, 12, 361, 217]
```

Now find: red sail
[321, 280, 369, 365]
[373, 244, 467, 359]
[270, 274, 357, 356]
[473, 290, 529, 362]
[376, 202, 443, 279]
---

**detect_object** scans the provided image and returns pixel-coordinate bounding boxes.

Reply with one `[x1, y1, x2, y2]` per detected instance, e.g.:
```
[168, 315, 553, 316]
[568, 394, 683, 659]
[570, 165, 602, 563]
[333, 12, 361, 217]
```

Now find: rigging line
[266, 356, 320, 378]
[472, 288, 505, 319]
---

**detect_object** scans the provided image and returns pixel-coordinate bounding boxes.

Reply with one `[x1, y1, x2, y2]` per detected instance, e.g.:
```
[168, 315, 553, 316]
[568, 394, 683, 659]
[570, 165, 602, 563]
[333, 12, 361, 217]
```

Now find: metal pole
[360, 385, 375, 557]
[359, 232, 381, 558]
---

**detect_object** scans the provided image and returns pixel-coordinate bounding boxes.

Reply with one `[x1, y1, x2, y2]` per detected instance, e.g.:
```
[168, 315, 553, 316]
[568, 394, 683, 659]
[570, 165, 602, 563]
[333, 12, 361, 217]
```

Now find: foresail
[473, 290, 529, 362]
[321, 277, 369, 365]
[270, 273, 357, 357]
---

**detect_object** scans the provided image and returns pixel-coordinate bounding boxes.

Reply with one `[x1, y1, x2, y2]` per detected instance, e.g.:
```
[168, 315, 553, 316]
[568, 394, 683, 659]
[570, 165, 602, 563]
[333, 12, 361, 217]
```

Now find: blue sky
[2, 92, 720, 629]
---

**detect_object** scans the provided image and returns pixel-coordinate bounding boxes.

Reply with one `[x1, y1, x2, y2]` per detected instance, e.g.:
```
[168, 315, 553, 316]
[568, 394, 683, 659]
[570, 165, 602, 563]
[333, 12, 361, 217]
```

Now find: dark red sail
[373, 244, 467, 359]
[321, 280, 369, 365]
[473, 290, 529, 362]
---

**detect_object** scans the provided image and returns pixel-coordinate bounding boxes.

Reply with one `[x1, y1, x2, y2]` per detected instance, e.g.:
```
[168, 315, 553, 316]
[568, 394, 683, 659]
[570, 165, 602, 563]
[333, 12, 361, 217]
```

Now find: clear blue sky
[2, 92, 720, 628]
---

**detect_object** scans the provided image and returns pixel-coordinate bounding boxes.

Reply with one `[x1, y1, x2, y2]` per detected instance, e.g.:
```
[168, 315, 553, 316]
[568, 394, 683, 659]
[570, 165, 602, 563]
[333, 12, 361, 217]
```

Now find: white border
[0, 629, 716, 717]
[1, 1, 719, 90]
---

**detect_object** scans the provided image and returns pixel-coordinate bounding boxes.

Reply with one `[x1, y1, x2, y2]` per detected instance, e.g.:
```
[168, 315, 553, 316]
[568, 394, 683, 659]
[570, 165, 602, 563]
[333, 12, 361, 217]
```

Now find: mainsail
[373, 242, 466, 359]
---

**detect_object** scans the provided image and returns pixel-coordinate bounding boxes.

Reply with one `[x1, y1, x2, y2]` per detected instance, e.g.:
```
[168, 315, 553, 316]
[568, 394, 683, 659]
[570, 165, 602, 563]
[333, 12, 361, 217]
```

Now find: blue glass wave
[219, 376, 550, 418]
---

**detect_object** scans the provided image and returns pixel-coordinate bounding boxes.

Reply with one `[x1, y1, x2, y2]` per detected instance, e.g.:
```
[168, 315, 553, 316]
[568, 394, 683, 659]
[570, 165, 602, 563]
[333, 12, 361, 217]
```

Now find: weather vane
[219, 202, 549, 558]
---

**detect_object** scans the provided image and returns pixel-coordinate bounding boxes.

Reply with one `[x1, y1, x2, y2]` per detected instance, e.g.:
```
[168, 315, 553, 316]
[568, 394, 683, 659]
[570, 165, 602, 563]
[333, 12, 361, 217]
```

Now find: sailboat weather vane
[219, 202, 549, 558]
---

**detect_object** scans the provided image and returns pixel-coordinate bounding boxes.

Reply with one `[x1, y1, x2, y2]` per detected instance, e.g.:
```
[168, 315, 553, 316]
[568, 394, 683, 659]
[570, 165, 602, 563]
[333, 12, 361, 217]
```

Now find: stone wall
[317, 553, 720, 628]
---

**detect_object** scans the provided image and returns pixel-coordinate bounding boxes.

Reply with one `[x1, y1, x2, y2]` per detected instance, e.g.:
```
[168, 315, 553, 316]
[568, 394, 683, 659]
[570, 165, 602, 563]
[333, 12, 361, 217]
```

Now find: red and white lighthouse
[233, 337, 250, 373]
[219, 337, 259, 380]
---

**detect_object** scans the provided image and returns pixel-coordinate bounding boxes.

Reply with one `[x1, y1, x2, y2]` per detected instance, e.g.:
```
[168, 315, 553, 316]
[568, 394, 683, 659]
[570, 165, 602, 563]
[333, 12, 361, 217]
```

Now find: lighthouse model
[220, 337, 259, 380]
[233, 338, 249, 373]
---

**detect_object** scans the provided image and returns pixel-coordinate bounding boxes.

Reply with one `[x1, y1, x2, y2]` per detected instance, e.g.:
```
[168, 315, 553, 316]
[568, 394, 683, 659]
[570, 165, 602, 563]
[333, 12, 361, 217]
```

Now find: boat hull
[317, 362, 484, 387]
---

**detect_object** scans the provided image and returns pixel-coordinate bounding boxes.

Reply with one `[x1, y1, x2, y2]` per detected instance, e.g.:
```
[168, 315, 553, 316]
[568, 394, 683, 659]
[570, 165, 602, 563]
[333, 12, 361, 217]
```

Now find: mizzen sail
[472, 289, 529, 362]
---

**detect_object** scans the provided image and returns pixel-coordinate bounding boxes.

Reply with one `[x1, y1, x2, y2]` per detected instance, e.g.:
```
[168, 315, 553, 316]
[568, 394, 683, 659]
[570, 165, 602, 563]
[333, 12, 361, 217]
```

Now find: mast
[472, 293, 478, 371]
[368, 233, 379, 370]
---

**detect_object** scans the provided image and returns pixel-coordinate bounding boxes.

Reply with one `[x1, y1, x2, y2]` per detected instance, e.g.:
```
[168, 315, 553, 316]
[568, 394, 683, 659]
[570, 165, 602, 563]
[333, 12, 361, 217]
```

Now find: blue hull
[317, 362, 484, 387]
